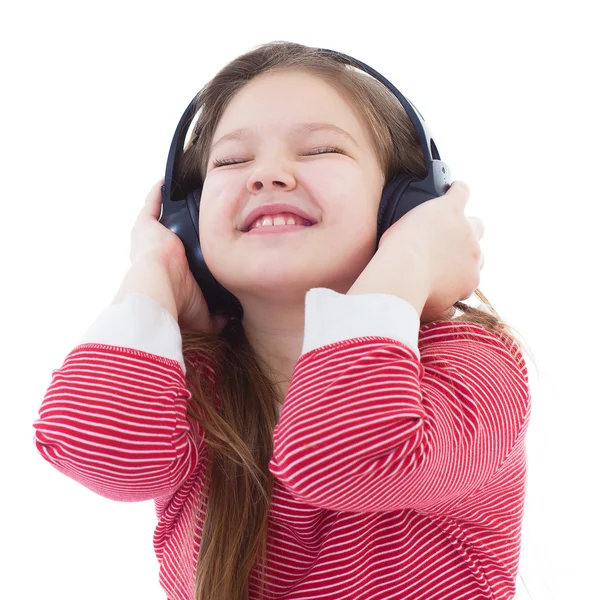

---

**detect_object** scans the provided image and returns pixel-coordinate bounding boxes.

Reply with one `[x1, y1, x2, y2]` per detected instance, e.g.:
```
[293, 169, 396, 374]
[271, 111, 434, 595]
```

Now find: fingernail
[214, 316, 227, 330]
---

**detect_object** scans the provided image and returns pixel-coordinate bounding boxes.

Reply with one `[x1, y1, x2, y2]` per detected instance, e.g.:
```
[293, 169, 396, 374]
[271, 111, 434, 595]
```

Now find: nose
[246, 162, 297, 193]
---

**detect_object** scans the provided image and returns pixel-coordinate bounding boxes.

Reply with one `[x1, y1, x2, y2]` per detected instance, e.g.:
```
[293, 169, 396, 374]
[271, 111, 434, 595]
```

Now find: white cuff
[76, 293, 186, 374]
[302, 288, 420, 359]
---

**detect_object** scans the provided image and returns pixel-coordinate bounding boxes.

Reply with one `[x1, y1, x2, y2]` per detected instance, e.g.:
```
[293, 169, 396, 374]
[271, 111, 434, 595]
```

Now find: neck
[241, 303, 306, 404]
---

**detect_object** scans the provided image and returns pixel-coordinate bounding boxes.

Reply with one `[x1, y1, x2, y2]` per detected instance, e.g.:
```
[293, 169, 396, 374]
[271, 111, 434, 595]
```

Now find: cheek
[339, 219, 378, 262]
[198, 179, 237, 236]
[308, 161, 360, 193]
[198, 211, 227, 265]
[197, 199, 229, 269]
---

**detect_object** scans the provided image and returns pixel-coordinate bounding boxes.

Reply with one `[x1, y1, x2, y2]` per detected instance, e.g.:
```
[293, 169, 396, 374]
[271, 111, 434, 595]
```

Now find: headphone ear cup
[186, 189, 244, 320]
[377, 174, 414, 247]
[376, 171, 451, 249]
[159, 187, 244, 320]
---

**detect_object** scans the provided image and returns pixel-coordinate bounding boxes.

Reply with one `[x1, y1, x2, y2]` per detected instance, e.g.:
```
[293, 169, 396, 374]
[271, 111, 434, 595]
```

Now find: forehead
[212, 70, 368, 143]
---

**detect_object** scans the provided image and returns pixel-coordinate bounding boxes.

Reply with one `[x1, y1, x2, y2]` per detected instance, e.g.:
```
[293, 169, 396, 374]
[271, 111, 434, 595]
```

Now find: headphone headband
[316, 49, 438, 166]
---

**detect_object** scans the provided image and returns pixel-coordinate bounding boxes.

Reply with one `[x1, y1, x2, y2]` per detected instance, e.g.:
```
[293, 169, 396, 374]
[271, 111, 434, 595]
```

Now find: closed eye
[211, 146, 346, 168]
[306, 146, 346, 157]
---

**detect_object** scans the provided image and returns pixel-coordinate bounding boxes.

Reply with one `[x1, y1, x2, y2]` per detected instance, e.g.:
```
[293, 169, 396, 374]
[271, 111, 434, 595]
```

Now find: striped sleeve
[32, 295, 205, 502]
[268, 291, 531, 513]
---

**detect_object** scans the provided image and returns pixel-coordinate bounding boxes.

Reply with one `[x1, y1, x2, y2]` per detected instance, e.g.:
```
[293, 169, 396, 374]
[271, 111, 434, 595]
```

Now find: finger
[468, 216, 485, 240]
[140, 177, 165, 220]
[448, 180, 470, 207]
[213, 314, 229, 334]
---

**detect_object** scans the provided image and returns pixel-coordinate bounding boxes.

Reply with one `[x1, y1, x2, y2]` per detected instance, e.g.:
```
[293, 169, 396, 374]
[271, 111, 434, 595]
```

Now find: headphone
[158, 47, 452, 333]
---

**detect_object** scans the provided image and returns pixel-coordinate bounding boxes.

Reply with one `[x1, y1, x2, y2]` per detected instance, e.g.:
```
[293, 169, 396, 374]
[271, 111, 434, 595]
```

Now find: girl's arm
[268, 287, 530, 513]
[32, 261, 205, 502]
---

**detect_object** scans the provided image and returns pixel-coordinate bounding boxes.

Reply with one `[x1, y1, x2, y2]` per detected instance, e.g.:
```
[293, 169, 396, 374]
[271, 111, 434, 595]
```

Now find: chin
[217, 264, 328, 298]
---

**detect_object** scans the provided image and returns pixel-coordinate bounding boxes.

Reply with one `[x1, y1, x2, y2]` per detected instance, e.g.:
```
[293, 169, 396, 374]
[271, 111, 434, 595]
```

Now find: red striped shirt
[32, 320, 530, 599]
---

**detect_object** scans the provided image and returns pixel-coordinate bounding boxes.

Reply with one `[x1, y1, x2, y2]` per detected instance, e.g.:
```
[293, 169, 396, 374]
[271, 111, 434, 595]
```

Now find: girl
[33, 41, 532, 600]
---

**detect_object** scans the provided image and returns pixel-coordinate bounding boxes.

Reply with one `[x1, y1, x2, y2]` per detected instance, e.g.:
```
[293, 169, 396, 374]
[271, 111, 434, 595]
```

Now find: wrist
[347, 247, 430, 318]
[111, 257, 179, 321]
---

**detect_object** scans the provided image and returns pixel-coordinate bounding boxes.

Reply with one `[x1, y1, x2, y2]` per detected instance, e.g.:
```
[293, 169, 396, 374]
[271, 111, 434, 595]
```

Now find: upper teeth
[251, 213, 309, 229]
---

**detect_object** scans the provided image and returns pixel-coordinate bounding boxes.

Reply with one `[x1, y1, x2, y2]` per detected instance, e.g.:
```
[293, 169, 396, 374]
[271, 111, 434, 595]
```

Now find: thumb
[213, 314, 229, 333]
[450, 180, 470, 193]
[448, 180, 470, 206]
[142, 177, 165, 219]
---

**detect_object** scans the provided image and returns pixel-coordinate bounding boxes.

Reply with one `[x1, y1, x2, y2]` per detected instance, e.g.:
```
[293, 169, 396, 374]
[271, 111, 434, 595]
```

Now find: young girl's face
[199, 69, 385, 303]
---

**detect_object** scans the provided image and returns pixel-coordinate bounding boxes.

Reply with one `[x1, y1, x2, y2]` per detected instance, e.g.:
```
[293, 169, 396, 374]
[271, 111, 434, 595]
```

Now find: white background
[2, 1, 593, 598]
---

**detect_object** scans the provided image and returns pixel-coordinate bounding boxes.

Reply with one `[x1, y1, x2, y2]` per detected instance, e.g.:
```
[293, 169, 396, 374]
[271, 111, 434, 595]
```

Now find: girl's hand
[353, 181, 484, 323]
[380, 180, 484, 322]
[130, 177, 228, 334]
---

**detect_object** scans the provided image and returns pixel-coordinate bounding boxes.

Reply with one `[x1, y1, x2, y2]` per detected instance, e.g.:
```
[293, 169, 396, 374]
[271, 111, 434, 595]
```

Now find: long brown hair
[174, 41, 534, 600]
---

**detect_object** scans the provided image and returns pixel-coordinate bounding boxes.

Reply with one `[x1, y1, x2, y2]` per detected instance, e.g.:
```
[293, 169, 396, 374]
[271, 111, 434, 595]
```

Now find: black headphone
[158, 47, 452, 333]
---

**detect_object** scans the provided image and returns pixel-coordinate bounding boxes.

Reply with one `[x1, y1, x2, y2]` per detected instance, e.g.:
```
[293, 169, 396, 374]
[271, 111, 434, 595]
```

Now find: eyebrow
[210, 122, 360, 153]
